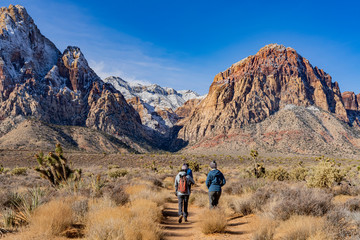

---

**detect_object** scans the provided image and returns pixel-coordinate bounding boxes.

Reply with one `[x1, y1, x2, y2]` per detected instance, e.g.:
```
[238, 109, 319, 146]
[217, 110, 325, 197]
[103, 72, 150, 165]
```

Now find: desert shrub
[290, 167, 308, 181]
[268, 186, 333, 221]
[325, 207, 357, 239]
[189, 191, 208, 207]
[344, 198, 360, 212]
[130, 199, 163, 223]
[108, 169, 128, 179]
[249, 182, 286, 211]
[224, 178, 266, 195]
[198, 208, 227, 234]
[266, 167, 289, 181]
[0, 164, 3, 174]
[125, 185, 168, 207]
[71, 197, 88, 222]
[3, 187, 47, 227]
[108, 164, 120, 170]
[273, 215, 325, 240]
[110, 185, 129, 206]
[307, 160, 345, 188]
[86, 200, 162, 240]
[34, 144, 81, 186]
[189, 160, 201, 172]
[331, 181, 359, 196]
[30, 199, 74, 237]
[10, 167, 27, 176]
[252, 218, 277, 240]
[230, 196, 253, 216]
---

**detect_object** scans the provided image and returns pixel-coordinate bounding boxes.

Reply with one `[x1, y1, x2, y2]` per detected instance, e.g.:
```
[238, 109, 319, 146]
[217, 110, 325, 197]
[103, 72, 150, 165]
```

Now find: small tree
[250, 150, 265, 178]
[34, 144, 81, 186]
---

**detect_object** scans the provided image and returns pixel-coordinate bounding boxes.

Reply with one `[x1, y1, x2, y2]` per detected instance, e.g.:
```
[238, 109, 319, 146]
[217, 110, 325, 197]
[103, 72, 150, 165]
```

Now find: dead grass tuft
[29, 198, 74, 237]
[198, 208, 227, 234]
[274, 215, 325, 240]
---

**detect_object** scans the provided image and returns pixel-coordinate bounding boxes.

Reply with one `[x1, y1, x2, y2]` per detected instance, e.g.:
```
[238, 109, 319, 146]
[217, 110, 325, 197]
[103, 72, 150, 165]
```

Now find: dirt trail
[162, 190, 257, 240]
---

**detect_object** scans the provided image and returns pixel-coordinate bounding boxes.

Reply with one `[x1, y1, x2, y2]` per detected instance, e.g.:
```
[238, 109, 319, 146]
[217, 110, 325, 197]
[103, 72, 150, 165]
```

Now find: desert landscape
[0, 2, 360, 240]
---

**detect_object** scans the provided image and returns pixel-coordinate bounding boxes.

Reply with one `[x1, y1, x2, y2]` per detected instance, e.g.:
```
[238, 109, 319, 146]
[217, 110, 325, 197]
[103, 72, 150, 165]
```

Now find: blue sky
[2, 0, 360, 94]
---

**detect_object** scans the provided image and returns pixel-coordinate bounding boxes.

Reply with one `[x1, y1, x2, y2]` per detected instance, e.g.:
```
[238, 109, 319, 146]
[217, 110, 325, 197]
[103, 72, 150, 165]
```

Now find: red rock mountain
[0, 5, 155, 151]
[177, 44, 360, 154]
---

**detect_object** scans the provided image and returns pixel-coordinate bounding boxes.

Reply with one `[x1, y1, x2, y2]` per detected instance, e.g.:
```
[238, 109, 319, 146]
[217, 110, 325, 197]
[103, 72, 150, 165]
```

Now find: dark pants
[209, 191, 221, 208]
[178, 195, 189, 217]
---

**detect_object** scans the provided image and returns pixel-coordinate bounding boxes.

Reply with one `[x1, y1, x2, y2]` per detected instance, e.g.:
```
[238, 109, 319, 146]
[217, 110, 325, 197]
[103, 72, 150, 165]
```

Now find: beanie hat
[210, 161, 217, 169]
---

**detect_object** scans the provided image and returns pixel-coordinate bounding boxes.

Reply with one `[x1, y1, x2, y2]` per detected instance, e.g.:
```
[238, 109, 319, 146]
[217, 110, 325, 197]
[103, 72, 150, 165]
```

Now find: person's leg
[183, 195, 189, 221]
[178, 195, 184, 223]
[209, 191, 216, 208]
[213, 191, 221, 207]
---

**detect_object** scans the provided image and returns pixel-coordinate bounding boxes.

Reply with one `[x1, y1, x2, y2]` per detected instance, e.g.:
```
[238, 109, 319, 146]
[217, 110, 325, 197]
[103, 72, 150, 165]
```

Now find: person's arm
[189, 169, 193, 179]
[221, 172, 226, 186]
[174, 175, 179, 192]
[188, 175, 195, 185]
[205, 172, 211, 189]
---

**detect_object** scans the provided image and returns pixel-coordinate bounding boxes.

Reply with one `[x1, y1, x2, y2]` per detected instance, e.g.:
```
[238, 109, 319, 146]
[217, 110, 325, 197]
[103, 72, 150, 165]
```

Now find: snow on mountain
[104, 76, 204, 110]
[104, 76, 205, 135]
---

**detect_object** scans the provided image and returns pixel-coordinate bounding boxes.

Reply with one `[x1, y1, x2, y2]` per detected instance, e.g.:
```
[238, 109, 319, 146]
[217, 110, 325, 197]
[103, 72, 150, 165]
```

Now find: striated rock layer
[0, 5, 154, 152]
[178, 44, 352, 153]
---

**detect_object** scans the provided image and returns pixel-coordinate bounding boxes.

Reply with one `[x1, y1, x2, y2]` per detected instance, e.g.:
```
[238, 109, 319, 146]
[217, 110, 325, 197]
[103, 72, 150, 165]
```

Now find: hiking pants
[178, 195, 189, 217]
[209, 191, 221, 208]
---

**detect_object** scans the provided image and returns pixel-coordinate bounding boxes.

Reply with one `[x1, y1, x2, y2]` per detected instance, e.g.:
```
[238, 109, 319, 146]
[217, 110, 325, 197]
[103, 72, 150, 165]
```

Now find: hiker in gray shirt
[174, 166, 195, 223]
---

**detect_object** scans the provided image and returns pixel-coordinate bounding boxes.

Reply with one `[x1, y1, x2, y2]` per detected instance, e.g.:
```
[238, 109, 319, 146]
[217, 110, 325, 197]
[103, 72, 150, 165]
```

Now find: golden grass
[252, 217, 277, 240]
[189, 192, 208, 208]
[198, 208, 227, 234]
[126, 184, 169, 207]
[274, 215, 326, 240]
[86, 198, 163, 240]
[29, 199, 74, 237]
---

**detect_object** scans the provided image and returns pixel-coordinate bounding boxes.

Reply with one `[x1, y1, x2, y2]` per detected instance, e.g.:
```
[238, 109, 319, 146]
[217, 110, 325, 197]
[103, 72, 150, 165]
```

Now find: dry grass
[189, 191, 208, 208]
[29, 198, 75, 237]
[274, 215, 325, 240]
[252, 217, 277, 240]
[198, 208, 227, 234]
[86, 198, 163, 240]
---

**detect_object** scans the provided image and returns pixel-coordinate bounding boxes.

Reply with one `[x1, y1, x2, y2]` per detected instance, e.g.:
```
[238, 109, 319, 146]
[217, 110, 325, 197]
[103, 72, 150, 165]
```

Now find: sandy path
[162, 191, 257, 240]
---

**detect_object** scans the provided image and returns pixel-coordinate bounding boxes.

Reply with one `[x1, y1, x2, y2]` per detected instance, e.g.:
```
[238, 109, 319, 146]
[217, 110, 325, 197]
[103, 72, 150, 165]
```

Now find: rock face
[175, 98, 203, 119]
[187, 105, 360, 156]
[342, 91, 360, 126]
[0, 5, 152, 152]
[178, 44, 351, 153]
[104, 76, 203, 135]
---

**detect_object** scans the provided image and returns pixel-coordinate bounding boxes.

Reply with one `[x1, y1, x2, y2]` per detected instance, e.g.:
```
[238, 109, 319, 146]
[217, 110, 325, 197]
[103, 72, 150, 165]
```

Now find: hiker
[206, 161, 226, 208]
[183, 163, 193, 179]
[175, 168, 195, 223]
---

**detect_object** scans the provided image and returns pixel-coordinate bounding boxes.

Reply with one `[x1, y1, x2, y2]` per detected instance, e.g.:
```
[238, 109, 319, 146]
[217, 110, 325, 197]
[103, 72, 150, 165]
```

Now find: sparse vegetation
[34, 144, 81, 186]
[198, 208, 227, 234]
[108, 168, 128, 179]
[10, 167, 27, 176]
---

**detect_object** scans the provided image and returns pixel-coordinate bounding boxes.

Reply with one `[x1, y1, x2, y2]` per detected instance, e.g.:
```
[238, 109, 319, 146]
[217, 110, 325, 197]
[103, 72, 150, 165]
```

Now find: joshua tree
[250, 150, 265, 178]
[34, 144, 81, 186]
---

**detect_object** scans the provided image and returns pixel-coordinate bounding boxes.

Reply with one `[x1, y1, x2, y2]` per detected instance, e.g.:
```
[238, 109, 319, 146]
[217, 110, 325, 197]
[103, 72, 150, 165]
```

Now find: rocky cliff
[0, 5, 153, 152]
[177, 44, 357, 154]
[104, 76, 203, 135]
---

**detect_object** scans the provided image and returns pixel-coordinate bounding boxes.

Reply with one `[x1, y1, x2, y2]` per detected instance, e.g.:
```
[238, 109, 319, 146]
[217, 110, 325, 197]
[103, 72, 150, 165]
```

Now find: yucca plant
[34, 144, 81, 186]
[6, 187, 46, 226]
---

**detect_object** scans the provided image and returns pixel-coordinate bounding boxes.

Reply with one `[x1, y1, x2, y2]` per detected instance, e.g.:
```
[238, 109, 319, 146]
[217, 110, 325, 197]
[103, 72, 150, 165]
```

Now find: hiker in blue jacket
[206, 161, 226, 208]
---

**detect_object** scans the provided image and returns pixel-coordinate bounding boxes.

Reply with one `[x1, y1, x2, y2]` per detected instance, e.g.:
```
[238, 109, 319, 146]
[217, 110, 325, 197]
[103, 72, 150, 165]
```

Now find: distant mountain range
[1, 5, 360, 156]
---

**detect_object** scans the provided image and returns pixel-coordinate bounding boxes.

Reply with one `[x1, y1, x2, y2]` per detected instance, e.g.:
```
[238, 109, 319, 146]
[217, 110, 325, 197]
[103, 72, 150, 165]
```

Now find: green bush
[10, 167, 27, 176]
[0, 164, 4, 174]
[266, 167, 289, 181]
[108, 169, 128, 179]
[187, 160, 200, 172]
[290, 167, 308, 181]
[307, 160, 345, 188]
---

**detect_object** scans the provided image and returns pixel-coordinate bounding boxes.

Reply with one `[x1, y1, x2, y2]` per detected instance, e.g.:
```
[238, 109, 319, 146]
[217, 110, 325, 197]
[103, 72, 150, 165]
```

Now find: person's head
[210, 161, 217, 169]
[181, 164, 188, 171]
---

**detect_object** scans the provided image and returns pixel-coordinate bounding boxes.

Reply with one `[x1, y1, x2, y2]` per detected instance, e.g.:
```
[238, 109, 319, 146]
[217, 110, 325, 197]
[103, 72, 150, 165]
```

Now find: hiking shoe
[184, 217, 188, 222]
[178, 215, 183, 223]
